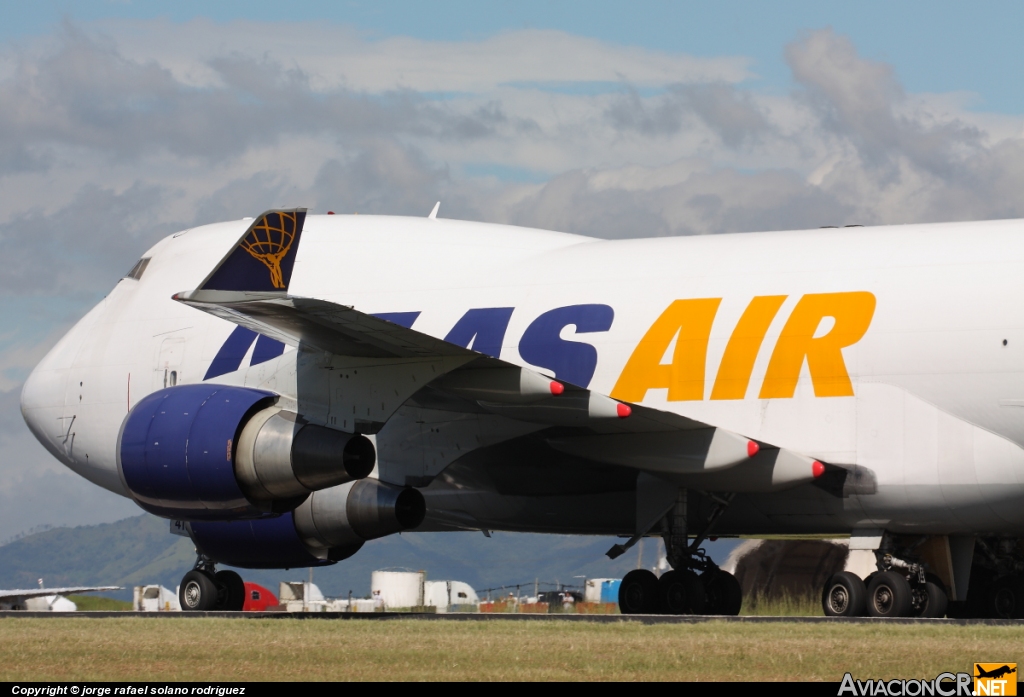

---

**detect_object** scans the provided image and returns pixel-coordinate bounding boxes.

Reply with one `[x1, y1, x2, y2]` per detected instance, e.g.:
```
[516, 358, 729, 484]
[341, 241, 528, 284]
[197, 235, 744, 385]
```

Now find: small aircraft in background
[0, 580, 122, 611]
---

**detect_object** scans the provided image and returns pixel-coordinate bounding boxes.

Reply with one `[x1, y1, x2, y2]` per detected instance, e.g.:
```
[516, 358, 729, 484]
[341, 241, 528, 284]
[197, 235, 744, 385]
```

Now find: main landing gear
[821, 535, 1024, 619]
[178, 555, 246, 612]
[618, 491, 742, 616]
[821, 535, 950, 618]
[822, 565, 948, 618]
[947, 538, 1024, 619]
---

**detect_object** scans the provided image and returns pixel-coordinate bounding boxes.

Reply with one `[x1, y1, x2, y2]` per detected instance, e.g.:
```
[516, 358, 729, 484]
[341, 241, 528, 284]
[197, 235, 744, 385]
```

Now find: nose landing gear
[178, 555, 246, 612]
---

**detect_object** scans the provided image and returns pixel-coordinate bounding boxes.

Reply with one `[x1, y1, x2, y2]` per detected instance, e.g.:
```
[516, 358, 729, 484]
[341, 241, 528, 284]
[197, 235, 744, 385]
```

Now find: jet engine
[186, 512, 361, 568]
[293, 479, 427, 553]
[183, 480, 426, 568]
[117, 384, 375, 520]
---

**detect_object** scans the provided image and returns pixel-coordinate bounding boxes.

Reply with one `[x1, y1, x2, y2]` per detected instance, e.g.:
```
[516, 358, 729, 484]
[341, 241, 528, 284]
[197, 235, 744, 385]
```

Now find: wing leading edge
[174, 209, 823, 493]
[175, 292, 820, 492]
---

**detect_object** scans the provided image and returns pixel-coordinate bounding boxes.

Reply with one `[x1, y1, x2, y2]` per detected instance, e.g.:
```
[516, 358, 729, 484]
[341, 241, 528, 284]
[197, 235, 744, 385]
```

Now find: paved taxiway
[1, 612, 1021, 625]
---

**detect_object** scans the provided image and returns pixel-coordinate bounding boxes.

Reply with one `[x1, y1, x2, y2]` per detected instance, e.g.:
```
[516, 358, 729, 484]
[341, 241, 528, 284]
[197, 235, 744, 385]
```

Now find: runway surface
[1, 611, 1022, 624]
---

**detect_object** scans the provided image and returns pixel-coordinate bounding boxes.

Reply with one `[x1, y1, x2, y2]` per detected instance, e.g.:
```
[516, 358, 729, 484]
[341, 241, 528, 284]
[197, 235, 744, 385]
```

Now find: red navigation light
[616, 403, 632, 418]
[549, 381, 564, 395]
[327, 211, 335, 215]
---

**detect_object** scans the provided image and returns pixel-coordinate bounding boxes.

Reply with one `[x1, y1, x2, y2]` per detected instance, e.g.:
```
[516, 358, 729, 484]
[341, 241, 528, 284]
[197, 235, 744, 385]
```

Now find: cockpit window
[125, 257, 151, 280]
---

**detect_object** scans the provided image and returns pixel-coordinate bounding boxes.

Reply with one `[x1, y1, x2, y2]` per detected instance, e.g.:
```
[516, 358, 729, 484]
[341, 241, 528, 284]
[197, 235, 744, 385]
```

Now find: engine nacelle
[181, 479, 425, 568]
[118, 384, 375, 520]
[187, 513, 362, 569]
[293, 479, 426, 553]
[234, 406, 376, 507]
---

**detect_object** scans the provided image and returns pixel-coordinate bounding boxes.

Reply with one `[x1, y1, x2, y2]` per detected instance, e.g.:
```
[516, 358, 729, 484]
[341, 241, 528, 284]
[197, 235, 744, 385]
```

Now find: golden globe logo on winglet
[611, 292, 876, 402]
[240, 211, 299, 289]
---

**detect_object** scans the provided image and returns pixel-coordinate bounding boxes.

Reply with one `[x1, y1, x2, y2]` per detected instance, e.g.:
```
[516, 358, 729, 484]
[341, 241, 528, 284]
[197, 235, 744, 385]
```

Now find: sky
[1, 1, 1023, 540]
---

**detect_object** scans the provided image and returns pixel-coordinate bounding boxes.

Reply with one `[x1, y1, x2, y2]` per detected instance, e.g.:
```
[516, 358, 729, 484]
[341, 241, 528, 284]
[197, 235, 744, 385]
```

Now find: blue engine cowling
[118, 384, 377, 521]
[184, 479, 427, 569]
[118, 384, 276, 520]
[187, 514, 361, 569]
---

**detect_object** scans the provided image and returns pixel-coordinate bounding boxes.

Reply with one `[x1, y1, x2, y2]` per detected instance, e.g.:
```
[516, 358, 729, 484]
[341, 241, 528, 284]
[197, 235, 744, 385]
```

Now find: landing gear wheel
[179, 569, 218, 611]
[659, 570, 706, 615]
[679, 569, 704, 614]
[658, 571, 688, 615]
[214, 570, 246, 611]
[822, 571, 867, 617]
[659, 569, 708, 614]
[867, 570, 913, 618]
[704, 570, 742, 616]
[914, 575, 948, 618]
[987, 576, 1024, 619]
[619, 569, 660, 614]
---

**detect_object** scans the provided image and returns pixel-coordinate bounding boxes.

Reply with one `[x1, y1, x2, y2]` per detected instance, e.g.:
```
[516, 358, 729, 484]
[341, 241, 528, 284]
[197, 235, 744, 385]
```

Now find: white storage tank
[371, 570, 424, 609]
[424, 580, 479, 612]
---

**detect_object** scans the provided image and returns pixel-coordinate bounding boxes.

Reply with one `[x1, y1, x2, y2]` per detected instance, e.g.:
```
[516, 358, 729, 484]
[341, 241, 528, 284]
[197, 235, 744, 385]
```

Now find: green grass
[0, 617, 1017, 681]
[742, 592, 822, 617]
[65, 594, 132, 611]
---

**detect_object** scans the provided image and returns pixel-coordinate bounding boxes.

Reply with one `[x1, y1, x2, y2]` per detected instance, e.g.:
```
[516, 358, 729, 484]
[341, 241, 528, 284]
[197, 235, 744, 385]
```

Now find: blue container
[600, 579, 621, 604]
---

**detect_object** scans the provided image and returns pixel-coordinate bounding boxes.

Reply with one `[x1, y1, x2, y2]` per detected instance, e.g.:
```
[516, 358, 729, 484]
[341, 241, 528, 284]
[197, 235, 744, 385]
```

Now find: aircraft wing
[0, 586, 121, 601]
[174, 208, 824, 494]
[174, 291, 470, 359]
[175, 289, 822, 493]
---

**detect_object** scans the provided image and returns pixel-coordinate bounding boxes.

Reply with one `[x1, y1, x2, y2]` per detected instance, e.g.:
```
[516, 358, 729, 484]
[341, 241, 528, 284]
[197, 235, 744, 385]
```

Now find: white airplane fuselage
[20, 215, 1024, 538]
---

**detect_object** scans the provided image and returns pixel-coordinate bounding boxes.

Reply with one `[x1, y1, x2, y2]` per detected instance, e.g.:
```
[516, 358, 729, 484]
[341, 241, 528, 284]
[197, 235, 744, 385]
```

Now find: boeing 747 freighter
[20, 208, 1024, 618]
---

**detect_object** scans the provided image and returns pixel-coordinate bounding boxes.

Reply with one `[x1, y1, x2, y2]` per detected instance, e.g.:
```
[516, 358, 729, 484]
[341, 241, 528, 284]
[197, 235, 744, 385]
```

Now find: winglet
[197, 209, 307, 293]
[428, 202, 440, 219]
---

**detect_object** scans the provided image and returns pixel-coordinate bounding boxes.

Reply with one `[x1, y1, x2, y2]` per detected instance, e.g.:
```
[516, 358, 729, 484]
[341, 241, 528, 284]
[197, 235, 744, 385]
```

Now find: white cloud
[93, 20, 753, 93]
[1, 21, 1024, 534]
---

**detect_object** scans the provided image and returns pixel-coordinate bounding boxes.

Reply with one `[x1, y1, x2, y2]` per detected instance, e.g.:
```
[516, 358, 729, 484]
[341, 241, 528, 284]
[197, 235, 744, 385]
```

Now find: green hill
[0, 514, 738, 601]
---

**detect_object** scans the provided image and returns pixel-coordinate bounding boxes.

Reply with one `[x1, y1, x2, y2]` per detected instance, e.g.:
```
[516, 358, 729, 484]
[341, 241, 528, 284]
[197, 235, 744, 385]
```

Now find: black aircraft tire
[179, 570, 219, 612]
[917, 581, 948, 618]
[867, 571, 913, 618]
[822, 571, 867, 617]
[619, 569, 660, 614]
[987, 576, 1024, 619]
[658, 571, 689, 615]
[681, 570, 706, 614]
[913, 574, 948, 619]
[705, 570, 742, 616]
[215, 570, 246, 612]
